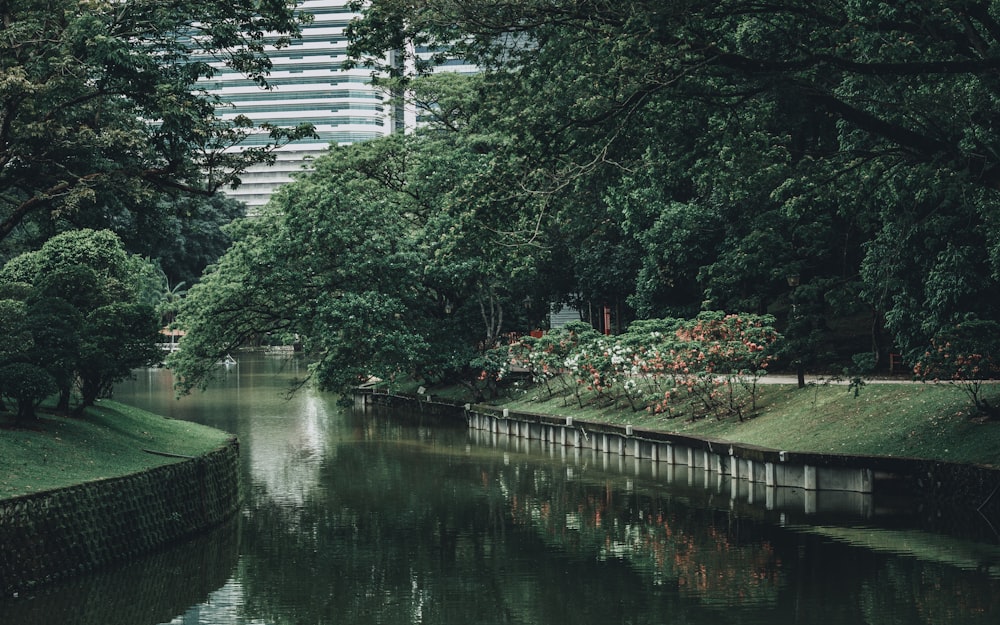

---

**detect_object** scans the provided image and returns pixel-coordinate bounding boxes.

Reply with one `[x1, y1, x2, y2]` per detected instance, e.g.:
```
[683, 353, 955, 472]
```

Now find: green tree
[348, 0, 1000, 374]
[0, 229, 162, 413]
[170, 95, 554, 396]
[67, 192, 247, 288]
[0, 362, 56, 422]
[76, 301, 161, 407]
[0, 296, 81, 420]
[170, 136, 431, 394]
[0, 0, 313, 249]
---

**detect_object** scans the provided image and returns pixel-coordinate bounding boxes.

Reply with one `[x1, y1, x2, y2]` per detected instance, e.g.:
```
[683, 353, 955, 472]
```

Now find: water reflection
[1, 354, 998, 624]
[0, 519, 239, 625]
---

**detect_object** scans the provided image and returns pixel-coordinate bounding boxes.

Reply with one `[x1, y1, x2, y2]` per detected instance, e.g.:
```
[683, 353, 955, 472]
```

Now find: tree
[0, 0, 314, 249]
[170, 88, 558, 396]
[62, 191, 247, 288]
[351, 2, 1000, 186]
[170, 135, 430, 394]
[913, 319, 1000, 419]
[76, 301, 162, 407]
[0, 363, 56, 422]
[0, 229, 162, 413]
[347, 0, 1000, 374]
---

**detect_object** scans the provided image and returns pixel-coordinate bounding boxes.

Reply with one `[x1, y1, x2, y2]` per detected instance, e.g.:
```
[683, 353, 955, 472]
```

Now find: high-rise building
[203, 0, 477, 212]
[204, 0, 394, 212]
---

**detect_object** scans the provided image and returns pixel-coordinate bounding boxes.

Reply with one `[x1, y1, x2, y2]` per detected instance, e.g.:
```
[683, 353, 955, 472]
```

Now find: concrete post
[663, 443, 675, 465]
[804, 465, 818, 491]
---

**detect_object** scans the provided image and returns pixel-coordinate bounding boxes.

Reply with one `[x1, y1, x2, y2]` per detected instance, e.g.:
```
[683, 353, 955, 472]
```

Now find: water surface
[2, 353, 998, 624]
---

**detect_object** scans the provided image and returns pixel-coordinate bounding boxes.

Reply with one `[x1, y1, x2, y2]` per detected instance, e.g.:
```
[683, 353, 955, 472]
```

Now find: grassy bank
[409, 377, 1000, 467]
[0, 401, 232, 500]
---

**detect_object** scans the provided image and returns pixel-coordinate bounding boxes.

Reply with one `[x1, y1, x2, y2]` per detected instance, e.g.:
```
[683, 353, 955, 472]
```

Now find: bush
[0, 363, 56, 422]
[503, 312, 781, 420]
[913, 320, 1000, 418]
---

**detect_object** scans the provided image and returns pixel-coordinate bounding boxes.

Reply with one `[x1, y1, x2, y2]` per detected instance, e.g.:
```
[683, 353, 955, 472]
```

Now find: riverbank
[0, 401, 232, 500]
[391, 376, 1000, 467]
[0, 402, 241, 595]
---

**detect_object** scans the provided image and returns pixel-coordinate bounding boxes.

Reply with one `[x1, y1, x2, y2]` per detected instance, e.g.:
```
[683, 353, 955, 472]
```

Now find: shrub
[0, 362, 56, 422]
[913, 320, 1000, 419]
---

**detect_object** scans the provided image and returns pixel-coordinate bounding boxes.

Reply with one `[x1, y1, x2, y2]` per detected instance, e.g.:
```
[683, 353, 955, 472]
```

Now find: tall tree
[349, 0, 1000, 367]
[0, 0, 313, 247]
[170, 76, 554, 396]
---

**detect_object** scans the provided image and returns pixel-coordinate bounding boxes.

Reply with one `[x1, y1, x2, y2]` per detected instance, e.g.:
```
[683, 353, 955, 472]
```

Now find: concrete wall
[355, 389, 1000, 521]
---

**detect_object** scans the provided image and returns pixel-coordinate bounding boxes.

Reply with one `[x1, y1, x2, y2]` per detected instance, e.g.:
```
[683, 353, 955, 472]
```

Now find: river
[1, 352, 999, 624]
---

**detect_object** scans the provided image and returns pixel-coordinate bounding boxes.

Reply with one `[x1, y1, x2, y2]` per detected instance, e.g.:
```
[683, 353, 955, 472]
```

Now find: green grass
[0, 401, 232, 500]
[458, 377, 1000, 467]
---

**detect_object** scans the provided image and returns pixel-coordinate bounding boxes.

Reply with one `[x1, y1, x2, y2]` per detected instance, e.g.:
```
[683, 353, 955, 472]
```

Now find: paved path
[759, 373, 914, 385]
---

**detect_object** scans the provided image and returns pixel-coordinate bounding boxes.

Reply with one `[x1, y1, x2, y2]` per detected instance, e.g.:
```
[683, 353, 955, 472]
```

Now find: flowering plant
[913, 320, 1000, 418]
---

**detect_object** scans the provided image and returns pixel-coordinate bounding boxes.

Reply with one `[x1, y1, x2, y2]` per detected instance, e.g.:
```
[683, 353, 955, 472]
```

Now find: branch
[0, 173, 104, 241]
[710, 48, 1000, 77]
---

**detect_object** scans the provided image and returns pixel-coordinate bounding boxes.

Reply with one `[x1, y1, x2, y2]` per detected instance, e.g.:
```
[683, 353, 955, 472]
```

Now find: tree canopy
[169, 116, 553, 396]
[0, 0, 313, 251]
[344, 0, 1000, 362]
[173, 1, 1000, 399]
[0, 229, 162, 417]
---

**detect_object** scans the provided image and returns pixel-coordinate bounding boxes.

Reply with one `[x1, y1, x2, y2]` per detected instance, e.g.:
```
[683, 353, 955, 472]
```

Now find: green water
[1, 353, 998, 624]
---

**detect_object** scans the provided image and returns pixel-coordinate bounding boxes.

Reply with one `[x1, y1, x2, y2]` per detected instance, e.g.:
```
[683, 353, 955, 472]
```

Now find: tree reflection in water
[232, 410, 1000, 625]
[10, 356, 991, 625]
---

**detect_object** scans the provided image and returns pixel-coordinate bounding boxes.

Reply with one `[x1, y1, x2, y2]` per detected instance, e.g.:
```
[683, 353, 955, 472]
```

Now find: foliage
[77, 302, 162, 407]
[621, 312, 780, 420]
[502, 313, 780, 420]
[0, 0, 313, 249]
[165, 1, 1000, 396]
[169, 123, 551, 396]
[504, 321, 601, 403]
[166, 164, 428, 394]
[0, 362, 55, 422]
[344, 0, 1000, 379]
[119, 193, 247, 288]
[913, 320, 1000, 419]
[0, 362, 57, 421]
[0, 229, 162, 414]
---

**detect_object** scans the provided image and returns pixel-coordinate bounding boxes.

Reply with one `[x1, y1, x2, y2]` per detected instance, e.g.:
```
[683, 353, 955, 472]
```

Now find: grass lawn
[0, 400, 232, 500]
[499, 380, 1000, 466]
[396, 376, 1000, 467]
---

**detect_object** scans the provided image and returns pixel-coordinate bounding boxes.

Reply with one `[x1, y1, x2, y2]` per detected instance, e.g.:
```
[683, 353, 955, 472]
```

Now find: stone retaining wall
[0, 438, 242, 596]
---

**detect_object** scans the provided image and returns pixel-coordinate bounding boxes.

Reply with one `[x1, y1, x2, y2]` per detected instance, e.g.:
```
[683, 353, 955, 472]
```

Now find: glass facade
[206, 0, 393, 213]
